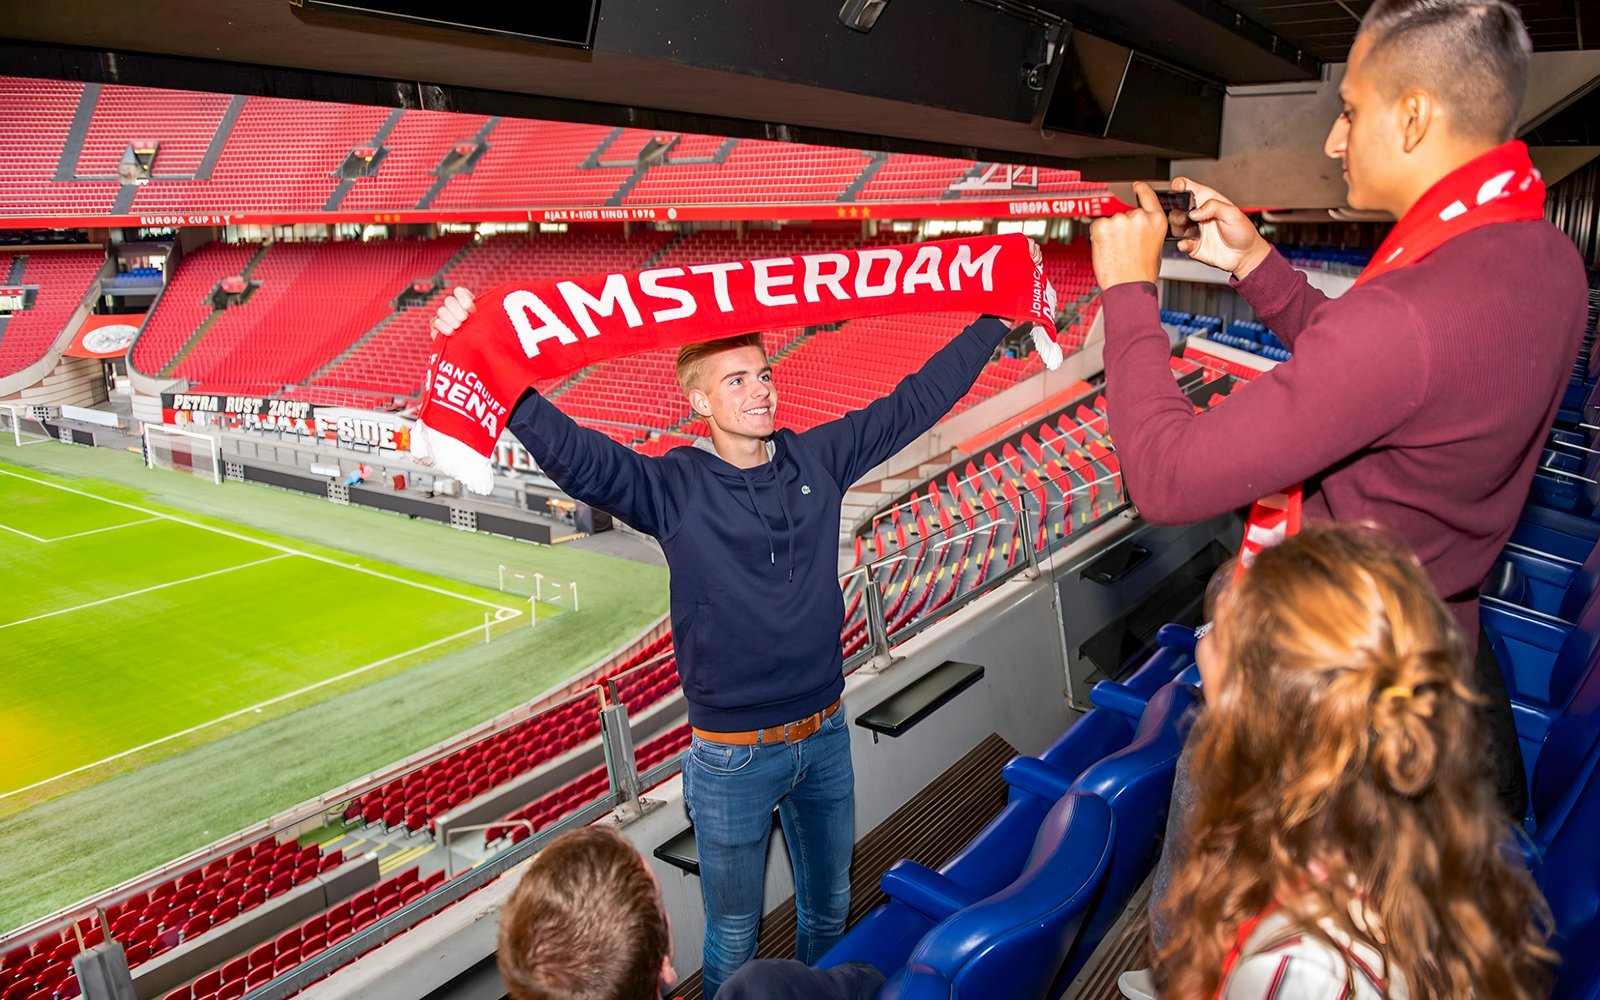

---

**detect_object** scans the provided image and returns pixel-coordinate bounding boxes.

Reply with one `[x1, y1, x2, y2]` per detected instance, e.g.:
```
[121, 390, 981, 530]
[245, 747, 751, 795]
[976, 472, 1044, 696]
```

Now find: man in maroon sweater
[1090, 0, 1589, 819]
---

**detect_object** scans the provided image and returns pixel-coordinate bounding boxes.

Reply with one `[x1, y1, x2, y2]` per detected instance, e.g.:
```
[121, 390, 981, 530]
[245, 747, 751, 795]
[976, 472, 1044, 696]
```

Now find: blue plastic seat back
[877, 793, 1115, 1000]
[1532, 656, 1600, 834]
[1559, 540, 1600, 623]
[1063, 682, 1201, 976]
[1535, 731, 1600, 997]
[1549, 589, 1600, 709]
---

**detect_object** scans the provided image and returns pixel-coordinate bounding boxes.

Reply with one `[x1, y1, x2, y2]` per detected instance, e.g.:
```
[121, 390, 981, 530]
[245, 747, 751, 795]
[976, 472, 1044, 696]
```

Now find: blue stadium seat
[819, 626, 1199, 978]
[1511, 503, 1600, 563]
[874, 793, 1114, 1000]
[1058, 682, 1200, 978]
[1533, 734, 1600, 994]
[1481, 583, 1600, 708]
[1527, 649, 1600, 840]
[1488, 535, 1600, 622]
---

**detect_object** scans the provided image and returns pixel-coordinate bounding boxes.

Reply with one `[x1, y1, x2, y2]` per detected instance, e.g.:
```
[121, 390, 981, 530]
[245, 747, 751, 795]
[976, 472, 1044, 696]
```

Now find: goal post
[1, 404, 53, 447]
[143, 423, 222, 485]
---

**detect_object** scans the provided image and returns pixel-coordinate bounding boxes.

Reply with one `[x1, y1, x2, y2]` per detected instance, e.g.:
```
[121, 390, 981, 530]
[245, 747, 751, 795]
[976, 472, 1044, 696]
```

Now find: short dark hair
[1357, 0, 1532, 143]
[496, 826, 669, 1000]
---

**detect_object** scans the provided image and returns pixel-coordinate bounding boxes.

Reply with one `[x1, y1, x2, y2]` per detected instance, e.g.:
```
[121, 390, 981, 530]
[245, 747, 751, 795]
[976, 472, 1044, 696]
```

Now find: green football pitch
[0, 464, 530, 801]
[0, 443, 668, 930]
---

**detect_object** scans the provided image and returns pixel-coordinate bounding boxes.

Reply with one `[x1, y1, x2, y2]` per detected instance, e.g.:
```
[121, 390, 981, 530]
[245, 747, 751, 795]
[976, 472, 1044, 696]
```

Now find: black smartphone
[1155, 190, 1193, 242]
[1155, 190, 1193, 214]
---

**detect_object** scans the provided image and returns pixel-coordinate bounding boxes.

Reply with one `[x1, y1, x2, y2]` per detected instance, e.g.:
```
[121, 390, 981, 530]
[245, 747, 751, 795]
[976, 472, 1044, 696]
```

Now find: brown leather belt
[693, 698, 842, 746]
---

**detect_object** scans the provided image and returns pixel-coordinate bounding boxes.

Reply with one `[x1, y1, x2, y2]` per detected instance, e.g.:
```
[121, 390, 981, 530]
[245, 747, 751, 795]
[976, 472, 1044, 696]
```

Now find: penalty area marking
[0, 553, 294, 630]
[0, 516, 163, 543]
[0, 615, 519, 802]
[0, 468, 523, 616]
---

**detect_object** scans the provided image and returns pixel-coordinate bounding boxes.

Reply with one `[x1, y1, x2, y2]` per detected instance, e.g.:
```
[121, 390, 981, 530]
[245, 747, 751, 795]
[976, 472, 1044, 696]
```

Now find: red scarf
[1355, 139, 1545, 287]
[410, 234, 1061, 493]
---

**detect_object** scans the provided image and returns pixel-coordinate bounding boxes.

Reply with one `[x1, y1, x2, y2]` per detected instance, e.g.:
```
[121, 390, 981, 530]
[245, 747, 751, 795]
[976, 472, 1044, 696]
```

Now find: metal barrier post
[1020, 507, 1041, 580]
[862, 567, 894, 671]
[600, 701, 641, 817]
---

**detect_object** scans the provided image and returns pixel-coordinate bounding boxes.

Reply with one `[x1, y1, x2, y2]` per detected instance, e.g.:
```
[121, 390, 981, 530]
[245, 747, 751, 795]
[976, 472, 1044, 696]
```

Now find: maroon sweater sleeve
[1099, 280, 1429, 525]
[1227, 247, 1331, 350]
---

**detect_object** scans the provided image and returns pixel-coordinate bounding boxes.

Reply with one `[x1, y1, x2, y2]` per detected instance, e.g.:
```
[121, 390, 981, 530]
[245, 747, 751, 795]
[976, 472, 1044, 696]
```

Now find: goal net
[1, 405, 53, 446]
[144, 424, 222, 484]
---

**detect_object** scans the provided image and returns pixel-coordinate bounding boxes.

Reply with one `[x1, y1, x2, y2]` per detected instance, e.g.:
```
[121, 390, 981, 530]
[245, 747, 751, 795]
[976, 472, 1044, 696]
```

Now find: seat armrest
[1155, 622, 1199, 653]
[1521, 504, 1600, 542]
[880, 861, 982, 922]
[1511, 696, 1559, 745]
[1501, 549, 1579, 588]
[1480, 600, 1573, 651]
[1088, 680, 1147, 721]
[1003, 755, 1078, 803]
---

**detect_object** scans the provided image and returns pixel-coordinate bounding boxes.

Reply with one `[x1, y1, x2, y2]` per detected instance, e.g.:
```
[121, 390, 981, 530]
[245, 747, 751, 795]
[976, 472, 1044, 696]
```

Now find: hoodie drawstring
[773, 479, 796, 583]
[741, 469, 796, 583]
[742, 474, 778, 569]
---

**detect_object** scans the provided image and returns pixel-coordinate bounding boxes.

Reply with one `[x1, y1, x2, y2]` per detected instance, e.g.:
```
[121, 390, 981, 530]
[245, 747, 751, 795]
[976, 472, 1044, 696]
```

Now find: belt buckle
[782, 720, 799, 745]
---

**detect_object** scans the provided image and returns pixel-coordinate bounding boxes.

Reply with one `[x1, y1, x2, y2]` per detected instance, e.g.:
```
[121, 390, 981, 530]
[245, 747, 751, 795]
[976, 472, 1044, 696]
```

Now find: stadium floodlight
[143, 424, 222, 485]
[2, 404, 52, 447]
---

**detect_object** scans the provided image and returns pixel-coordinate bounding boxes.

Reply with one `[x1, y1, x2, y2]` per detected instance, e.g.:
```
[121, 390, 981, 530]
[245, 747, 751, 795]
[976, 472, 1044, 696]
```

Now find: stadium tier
[0, 77, 1110, 220]
[0, 250, 105, 378]
[309, 230, 677, 400]
[170, 238, 470, 388]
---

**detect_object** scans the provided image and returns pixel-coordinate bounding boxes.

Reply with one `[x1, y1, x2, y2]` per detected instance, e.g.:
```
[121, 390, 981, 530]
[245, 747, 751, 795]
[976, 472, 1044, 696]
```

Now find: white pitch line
[0, 469, 522, 615]
[0, 554, 293, 630]
[0, 618, 514, 801]
[0, 521, 46, 542]
[38, 517, 163, 542]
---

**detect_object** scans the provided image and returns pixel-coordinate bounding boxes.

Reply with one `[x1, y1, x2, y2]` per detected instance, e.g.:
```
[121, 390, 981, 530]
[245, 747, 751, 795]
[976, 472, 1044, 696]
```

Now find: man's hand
[430, 286, 476, 339]
[1166, 177, 1271, 280]
[1090, 183, 1169, 290]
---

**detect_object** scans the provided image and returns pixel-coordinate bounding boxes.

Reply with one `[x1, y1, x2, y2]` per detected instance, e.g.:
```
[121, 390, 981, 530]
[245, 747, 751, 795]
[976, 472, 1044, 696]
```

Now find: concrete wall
[2, 355, 107, 408]
[1170, 51, 1600, 211]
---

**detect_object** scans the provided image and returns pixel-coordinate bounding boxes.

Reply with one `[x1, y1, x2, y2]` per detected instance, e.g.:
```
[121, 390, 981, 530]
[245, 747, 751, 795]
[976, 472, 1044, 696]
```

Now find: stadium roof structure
[0, 78, 1131, 230]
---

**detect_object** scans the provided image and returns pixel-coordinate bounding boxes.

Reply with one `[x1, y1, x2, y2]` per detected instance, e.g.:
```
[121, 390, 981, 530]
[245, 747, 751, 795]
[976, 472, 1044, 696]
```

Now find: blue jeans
[681, 704, 855, 997]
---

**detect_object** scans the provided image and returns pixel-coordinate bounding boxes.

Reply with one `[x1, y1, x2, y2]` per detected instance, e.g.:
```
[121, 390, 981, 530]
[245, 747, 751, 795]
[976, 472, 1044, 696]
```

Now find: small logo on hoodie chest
[801, 485, 811, 495]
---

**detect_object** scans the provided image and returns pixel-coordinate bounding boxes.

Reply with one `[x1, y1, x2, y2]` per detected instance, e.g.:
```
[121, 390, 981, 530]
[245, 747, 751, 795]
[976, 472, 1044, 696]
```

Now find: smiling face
[1325, 34, 1411, 213]
[688, 344, 777, 441]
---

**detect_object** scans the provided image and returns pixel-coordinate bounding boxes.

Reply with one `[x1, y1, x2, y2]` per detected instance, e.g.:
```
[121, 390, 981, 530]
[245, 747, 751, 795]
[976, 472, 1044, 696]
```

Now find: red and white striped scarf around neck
[1355, 139, 1545, 287]
[410, 234, 1062, 493]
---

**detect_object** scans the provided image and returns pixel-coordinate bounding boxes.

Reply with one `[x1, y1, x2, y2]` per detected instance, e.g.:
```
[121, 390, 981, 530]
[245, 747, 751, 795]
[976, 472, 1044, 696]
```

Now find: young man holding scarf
[1088, 0, 1588, 822]
[429, 241, 1043, 996]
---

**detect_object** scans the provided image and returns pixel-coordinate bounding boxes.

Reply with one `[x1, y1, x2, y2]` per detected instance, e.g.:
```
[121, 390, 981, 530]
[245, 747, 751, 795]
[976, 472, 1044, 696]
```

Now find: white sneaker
[1117, 969, 1156, 1000]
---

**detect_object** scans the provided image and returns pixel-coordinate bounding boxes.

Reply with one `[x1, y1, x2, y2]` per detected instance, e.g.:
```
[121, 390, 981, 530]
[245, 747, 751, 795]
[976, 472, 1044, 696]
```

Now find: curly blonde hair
[1154, 523, 1555, 999]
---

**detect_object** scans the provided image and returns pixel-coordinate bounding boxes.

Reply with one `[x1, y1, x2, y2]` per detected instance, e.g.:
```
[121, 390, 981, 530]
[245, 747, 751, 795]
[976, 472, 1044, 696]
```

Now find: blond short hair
[675, 333, 766, 394]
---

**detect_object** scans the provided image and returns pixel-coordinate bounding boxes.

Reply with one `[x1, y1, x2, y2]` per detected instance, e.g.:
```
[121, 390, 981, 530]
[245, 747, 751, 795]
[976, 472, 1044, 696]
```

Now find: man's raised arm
[432, 288, 687, 538]
[800, 315, 1015, 491]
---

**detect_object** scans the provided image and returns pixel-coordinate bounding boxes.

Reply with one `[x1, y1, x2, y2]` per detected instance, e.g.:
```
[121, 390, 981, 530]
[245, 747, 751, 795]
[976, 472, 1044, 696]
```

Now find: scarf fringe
[1031, 326, 1064, 370]
[410, 418, 497, 496]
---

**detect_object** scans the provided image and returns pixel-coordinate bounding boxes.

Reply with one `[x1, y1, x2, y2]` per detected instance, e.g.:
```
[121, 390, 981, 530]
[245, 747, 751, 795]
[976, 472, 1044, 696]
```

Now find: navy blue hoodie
[507, 316, 1010, 731]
